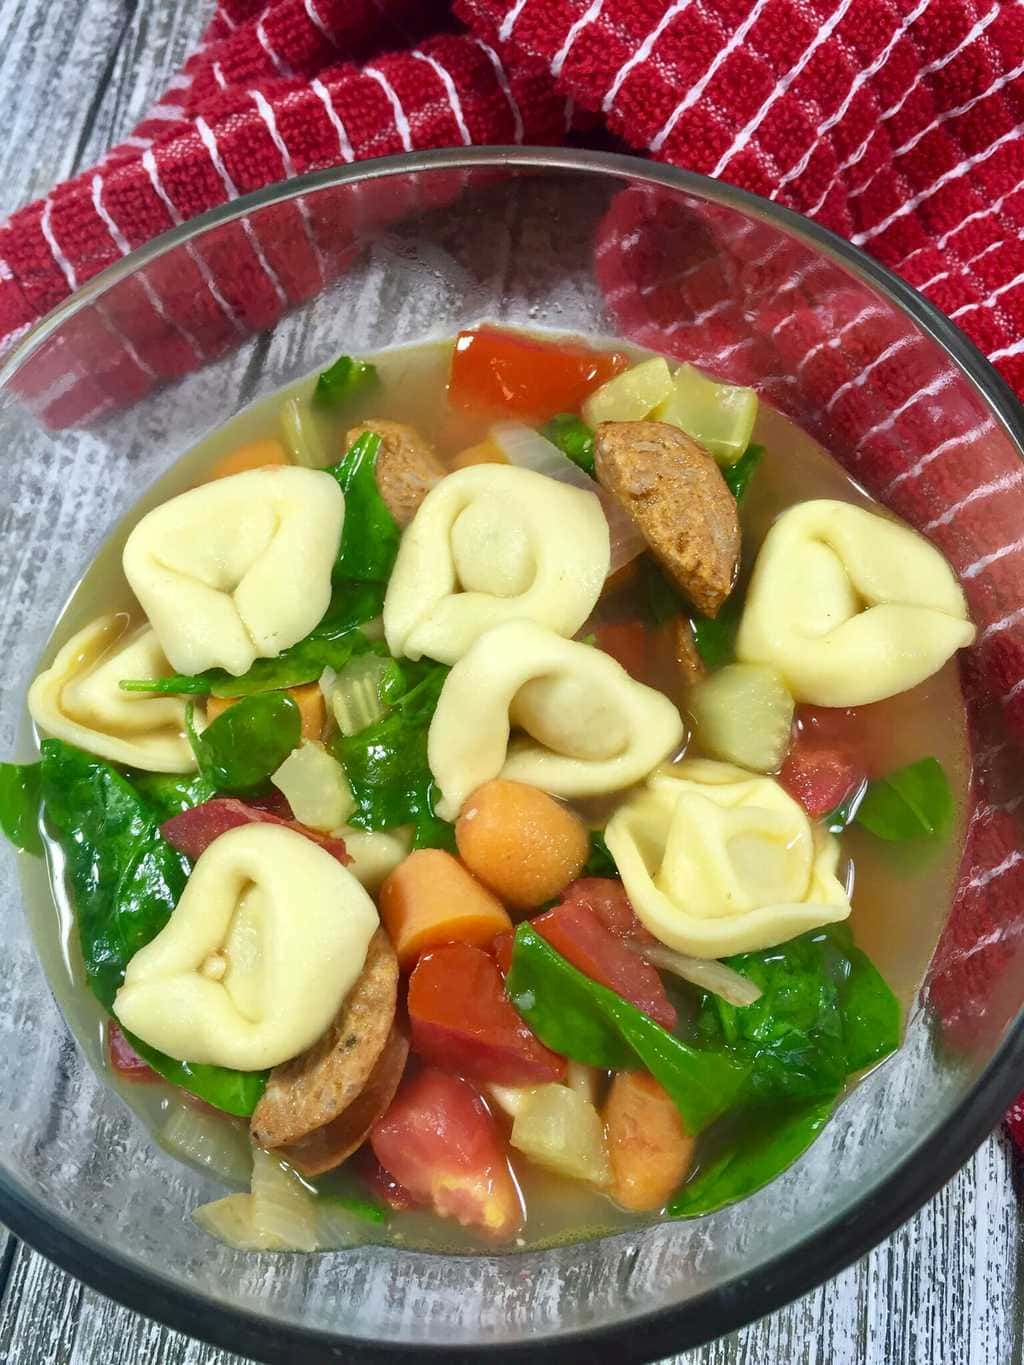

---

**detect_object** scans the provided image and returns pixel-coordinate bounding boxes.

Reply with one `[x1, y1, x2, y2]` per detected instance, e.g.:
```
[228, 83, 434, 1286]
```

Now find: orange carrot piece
[449, 438, 507, 471]
[378, 850, 512, 970]
[207, 438, 289, 482]
[603, 1071, 695, 1212]
[206, 683, 325, 742]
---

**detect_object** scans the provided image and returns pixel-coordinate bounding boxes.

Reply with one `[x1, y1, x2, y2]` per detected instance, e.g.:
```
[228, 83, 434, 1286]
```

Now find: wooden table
[0, 3, 1020, 1361]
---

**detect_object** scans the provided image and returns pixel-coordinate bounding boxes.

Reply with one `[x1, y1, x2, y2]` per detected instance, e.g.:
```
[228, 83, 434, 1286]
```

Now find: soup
[2, 326, 973, 1253]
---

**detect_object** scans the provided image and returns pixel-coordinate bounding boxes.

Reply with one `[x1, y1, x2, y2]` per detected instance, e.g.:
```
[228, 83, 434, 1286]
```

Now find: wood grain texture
[0, 2, 1020, 1362]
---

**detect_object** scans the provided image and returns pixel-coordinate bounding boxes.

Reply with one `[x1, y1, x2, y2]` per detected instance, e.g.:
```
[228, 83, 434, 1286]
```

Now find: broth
[19, 331, 970, 1253]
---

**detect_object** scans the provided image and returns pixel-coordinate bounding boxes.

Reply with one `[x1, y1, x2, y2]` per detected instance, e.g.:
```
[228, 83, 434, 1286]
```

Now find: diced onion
[193, 1193, 270, 1251]
[272, 739, 355, 831]
[486, 1083, 534, 1119]
[490, 422, 646, 575]
[639, 942, 762, 1007]
[159, 1104, 253, 1187]
[280, 396, 330, 469]
[565, 1061, 601, 1105]
[511, 1083, 611, 1186]
[192, 1149, 320, 1251]
[330, 655, 392, 737]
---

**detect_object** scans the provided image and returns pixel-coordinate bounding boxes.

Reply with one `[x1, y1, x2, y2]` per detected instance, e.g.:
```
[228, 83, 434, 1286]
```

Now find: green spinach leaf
[584, 829, 617, 878]
[314, 354, 378, 410]
[855, 757, 953, 841]
[721, 442, 764, 501]
[507, 924, 749, 1134]
[127, 1034, 266, 1117]
[0, 761, 43, 855]
[188, 693, 300, 794]
[690, 594, 742, 670]
[130, 772, 218, 820]
[318, 1191, 389, 1225]
[327, 432, 400, 584]
[669, 1096, 836, 1217]
[542, 413, 595, 476]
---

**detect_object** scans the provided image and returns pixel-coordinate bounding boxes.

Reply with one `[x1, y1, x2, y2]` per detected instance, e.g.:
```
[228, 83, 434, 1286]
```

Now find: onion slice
[639, 942, 762, 1007]
[489, 422, 646, 575]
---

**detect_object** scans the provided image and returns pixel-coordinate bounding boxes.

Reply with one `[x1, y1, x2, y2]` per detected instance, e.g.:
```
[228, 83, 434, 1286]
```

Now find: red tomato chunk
[371, 1068, 523, 1241]
[107, 1022, 161, 1083]
[779, 708, 866, 819]
[161, 797, 350, 864]
[408, 942, 566, 1086]
[448, 326, 628, 421]
[595, 622, 649, 680]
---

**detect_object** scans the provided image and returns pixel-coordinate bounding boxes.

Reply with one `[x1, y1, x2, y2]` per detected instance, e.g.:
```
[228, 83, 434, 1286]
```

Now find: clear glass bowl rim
[2, 146, 1023, 1364]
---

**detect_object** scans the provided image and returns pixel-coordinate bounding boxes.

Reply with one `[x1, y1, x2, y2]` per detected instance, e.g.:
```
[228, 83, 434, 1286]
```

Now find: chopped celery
[654, 363, 758, 465]
[330, 655, 396, 737]
[280, 396, 330, 468]
[582, 357, 674, 426]
[687, 662, 795, 773]
[271, 740, 355, 831]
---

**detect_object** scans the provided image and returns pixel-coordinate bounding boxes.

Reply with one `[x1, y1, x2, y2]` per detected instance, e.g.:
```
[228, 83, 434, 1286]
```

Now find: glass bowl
[1, 148, 1022, 1364]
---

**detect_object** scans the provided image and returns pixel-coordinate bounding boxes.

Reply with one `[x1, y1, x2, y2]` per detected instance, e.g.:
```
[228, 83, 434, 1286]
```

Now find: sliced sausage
[594, 420, 740, 618]
[347, 419, 446, 527]
[250, 929, 398, 1152]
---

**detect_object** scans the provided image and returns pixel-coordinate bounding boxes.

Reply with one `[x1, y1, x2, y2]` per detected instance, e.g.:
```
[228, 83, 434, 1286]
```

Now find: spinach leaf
[314, 354, 378, 410]
[120, 582, 385, 698]
[131, 772, 218, 820]
[584, 829, 618, 878]
[318, 1191, 388, 1226]
[697, 927, 901, 1100]
[188, 693, 300, 794]
[411, 808, 458, 853]
[722, 442, 764, 501]
[542, 413, 595, 476]
[127, 1033, 266, 1117]
[39, 740, 267, 1114]
[327, 432, 400, 584]
[507, 924, 749, 1134]
[855, 757, 953, 841]
[669, 1096, 836, 1217]
[0, 761, 43, 855]
[334, 661, 449, 832]
[690, 594, 742, 670]
[641, 560, 681, 627]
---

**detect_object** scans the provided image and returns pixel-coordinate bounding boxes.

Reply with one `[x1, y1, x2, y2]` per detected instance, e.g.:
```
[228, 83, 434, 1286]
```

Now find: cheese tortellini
[605, 759, 850, 959]
[736, 499, 975, 706]
[123, 466, 344, 678]
[383, 464, 610, 664]
[428, 620, 684, 819]
[113, 823, 378, 1071]
[28, 614, 196, 772]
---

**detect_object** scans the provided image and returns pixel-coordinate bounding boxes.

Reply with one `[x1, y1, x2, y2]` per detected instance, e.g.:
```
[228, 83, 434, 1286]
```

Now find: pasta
[428, 620, 684, 819]
[113, 823, 378, 1071]
[605, 759, 851, 958]
[383, 464, 610, 664]
[736, 499, 975, 706]
[122, 466, 344, 677]
[28, 614, 197, 773]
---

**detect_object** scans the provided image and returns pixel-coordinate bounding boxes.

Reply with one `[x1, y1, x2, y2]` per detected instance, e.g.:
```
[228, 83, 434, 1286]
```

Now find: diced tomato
[562, 877, 655, 945]
[371, 1068, 523, 1240]
[408, 943, 566, 1086]
[448, 326, 628, 421]
[595, 622, 649, 681]
[107, 1022, 161, 1083]
[161, 797, 351, 864]
[353, 1147, 422, 1212]
[779, 707, 867, 819]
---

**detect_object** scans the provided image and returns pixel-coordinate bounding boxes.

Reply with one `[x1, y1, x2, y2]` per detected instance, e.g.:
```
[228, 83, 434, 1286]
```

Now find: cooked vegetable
[207, 437, 289, 482]
[697, 926, 901, 1100]
[371, 1066, 524, 1240]
[333, 659, 449, 835]
[583, 830, 618, 878]
[779, 719, 865, 820]
[251, 929, 404, 1175]
[316, 1191, 388, 1248]
[507, 924, 749, 1134]
[454, 779, 589, 911]
[0, 760, 42, 855]
[130, 772, 218, 820]
[187, 693, 301, 795]
[722, 442, 764, 499]
[669, 1096, 836, 1217]
[378, 849, 512, 970]
[541, 413, 595, 475]
[160, 796, 351, 866]
[855, 757, 953, 841]
[339, 826, 413, 892]
[327, 431, 399, 584]
[594, 421, 740, 618]
[347, 419, 445, 527]
[449, 437, 507, 470]
[653, 363, 758, 465]
[510, 1083, 610, 1185]
[314, 353, 378, 410]
[280, 396, 329, 468]
[593, 621, 648, 680]
[329, 654, 395, 737]
[604, 1071, 695, 1211]
[449, 326, 627, 421]
[194, 1149, 319, 1251]
[107, 1021, 160, 1082]
[409, 942, 565, 1085]
[638, 943, 763, 1007]
[271, 741, 354, 831]
[687, 662, 795, 773]
[691, 596, 742, 669]
[583, 357, 674, 426]
[208, 681, 325, 743]
[159, 1105, 253, 1186]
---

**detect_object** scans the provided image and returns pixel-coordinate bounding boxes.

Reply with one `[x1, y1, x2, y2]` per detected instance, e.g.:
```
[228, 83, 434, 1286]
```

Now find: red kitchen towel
[4, 0, 1024, 1163]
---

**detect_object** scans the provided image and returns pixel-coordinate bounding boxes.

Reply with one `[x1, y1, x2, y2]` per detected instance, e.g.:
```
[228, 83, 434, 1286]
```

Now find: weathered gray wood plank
[0, 1, 1020, 1363]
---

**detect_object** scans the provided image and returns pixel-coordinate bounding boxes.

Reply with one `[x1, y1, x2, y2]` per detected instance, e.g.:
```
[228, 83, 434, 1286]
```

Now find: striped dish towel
[3, 0, 1024, 1164]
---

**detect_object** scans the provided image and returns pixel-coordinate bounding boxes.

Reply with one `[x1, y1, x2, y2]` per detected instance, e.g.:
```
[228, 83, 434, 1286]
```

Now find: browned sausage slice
[347, 419, 446, 528]
[594, 421, 740, 618]
[250, 928, 398, 1151]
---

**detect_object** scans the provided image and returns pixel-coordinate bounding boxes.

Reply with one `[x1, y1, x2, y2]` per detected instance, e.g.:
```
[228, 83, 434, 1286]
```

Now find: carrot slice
[206, 683, 325, 742]
[604, 1070, 695, 1212]
[207, 438, 289, 481]
[378, 849, 512, 970]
